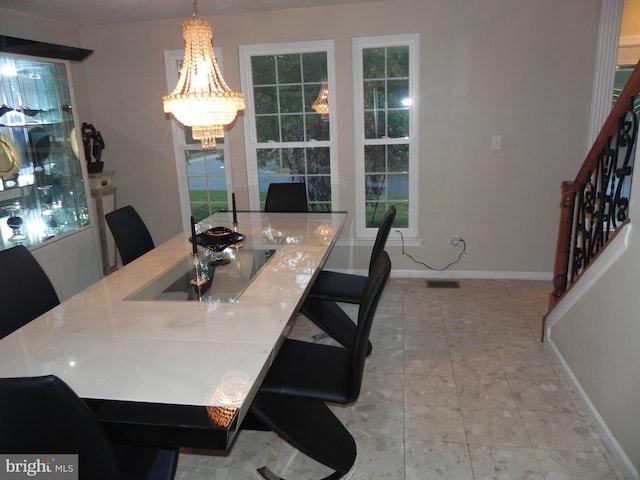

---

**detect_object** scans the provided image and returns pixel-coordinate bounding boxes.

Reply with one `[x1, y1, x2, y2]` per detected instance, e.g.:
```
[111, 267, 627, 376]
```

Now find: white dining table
[0, 210, 347, 450]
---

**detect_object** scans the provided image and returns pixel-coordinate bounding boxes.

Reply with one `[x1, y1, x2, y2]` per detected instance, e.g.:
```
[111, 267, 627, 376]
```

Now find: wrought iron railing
[543, 60, 640, 339]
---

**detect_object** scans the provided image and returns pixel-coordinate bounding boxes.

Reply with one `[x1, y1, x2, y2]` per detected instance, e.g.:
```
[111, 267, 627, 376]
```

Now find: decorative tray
[192, 227, 245, 252]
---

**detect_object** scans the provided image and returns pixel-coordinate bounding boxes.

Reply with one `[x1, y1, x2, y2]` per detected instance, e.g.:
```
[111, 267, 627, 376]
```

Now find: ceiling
[0, 0, 378, 26]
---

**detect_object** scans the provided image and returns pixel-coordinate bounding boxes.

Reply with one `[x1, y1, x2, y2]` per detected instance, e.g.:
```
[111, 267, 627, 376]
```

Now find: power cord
[396, 230, 467, 271]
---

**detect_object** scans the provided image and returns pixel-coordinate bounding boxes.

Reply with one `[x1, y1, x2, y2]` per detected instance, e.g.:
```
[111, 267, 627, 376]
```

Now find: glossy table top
[0, 211, 346, 444]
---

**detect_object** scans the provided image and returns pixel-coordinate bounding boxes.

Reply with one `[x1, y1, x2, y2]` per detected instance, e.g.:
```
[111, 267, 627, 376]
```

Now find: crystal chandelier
[311, 82, 329, 119]
[162, 0, 244, 149]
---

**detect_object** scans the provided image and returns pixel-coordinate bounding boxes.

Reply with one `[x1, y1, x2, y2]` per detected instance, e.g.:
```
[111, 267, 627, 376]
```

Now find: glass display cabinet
[0, 52, 89, 250]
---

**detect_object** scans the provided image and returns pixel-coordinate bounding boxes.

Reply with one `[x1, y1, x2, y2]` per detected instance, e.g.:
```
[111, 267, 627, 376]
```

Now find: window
[240, 41, 338, 211]
[353, 34, 419, 237]
[164, 49, 233, 224]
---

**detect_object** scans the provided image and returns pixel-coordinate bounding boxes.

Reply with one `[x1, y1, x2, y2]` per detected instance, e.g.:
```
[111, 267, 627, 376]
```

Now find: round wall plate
[0, 133, 20, 180]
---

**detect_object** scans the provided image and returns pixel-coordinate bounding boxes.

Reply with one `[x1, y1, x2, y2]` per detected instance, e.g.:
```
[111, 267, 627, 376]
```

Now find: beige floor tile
[405, 440, 473, 480]
[509, 378, 582, 413]
[455, 372, 517, 410]
[462, 407, 530, 447]
[172, 279, 626, 480]
[535, 448, 621, 480]
[468, 445, 543, 480]
[520, 411, 600, 452]
[405, 403, 466, 443]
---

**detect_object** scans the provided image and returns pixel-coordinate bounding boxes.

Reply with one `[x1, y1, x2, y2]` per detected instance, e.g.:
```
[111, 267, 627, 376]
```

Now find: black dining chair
[301, 205, 396, 353]
[0, 375, 178, 480]
[246, 251, 392, 480]
[308, 205, 395, 304]
[264, 182, 309, 213]
[0, 245, 60, 339]
[105, 205, 155, 266]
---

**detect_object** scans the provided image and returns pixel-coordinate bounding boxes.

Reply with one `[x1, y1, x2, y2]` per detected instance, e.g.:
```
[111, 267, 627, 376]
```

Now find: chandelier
[162, 0, 244, 149]
[311, 82, 329, 119]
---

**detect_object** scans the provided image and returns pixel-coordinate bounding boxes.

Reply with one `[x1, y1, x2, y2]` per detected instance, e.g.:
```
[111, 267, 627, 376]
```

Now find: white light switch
[491, 135, 502, 150]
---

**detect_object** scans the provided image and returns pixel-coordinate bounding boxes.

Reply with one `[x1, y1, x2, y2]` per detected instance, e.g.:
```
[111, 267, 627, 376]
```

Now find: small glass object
[37, 184, 57, 239]
[4, 203, 27, 245]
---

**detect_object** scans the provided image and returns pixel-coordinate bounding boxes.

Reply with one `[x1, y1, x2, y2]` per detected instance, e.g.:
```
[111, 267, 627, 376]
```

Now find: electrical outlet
[449, 235, 462, 247]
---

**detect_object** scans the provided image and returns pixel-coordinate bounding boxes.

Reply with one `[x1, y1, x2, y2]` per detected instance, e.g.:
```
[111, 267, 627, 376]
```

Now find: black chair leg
[301, 299, 372, 356]
[248, 392, 356, 480]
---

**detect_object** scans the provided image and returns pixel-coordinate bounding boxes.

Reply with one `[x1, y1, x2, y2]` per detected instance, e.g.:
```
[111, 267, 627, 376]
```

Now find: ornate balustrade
[544, 61, 640, 340]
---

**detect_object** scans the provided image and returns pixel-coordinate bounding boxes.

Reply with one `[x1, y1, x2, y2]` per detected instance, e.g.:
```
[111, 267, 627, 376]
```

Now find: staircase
[542, 60, 640, 340]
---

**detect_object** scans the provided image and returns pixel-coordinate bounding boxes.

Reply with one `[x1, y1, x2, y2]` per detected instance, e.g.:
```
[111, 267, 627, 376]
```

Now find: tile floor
[175, 279, 625, 479]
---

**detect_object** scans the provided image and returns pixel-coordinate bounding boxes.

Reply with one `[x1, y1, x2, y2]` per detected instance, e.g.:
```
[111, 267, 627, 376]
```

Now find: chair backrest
[347, 250, 391, 403]
[264, 182, 308, 213]
[0, 375, 125, 480]
[368, 205, 396, 272]
[105, 205, 154, 265]
[0, 245, 59, 339]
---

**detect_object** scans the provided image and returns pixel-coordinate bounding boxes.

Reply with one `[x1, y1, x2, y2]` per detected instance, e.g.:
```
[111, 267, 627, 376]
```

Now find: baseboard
[321, 267, 553, 281]
[546, 337, 640, 480]
[389, 269, 553, 281]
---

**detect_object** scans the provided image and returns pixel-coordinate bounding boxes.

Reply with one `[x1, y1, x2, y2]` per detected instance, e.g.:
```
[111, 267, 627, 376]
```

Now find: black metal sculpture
[81, 122, 105, 173]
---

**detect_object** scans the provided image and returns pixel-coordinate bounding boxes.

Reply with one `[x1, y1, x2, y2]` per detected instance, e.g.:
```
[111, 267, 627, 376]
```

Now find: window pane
[389, 173, 409, 200]
[186, 149, 228, 222]
[302, 52, 327, 82]
[251, 56, 276, 85]
[254, 86, 278, 114]
[308, 175, 331, 210]
[277, 54, 301, 83]
[282, 147, 306, 175]
[256, 115, 280, 142]
[305, 113, 330, 141]
[387, 79, 409, 108]
[307, 147, 330, 174]
[281, 115, 304, 142]
[386, 46, 409, 77]
[364, 111, 386, 139]
[363, 79, 386, 110]
[388, 144, 409, 172]
[364, 145, 386, 172]
[363, 48, 385, 79]
[365, 174, 387, 201]
[305, 83, 324, 113]
[279, 85, 303, 113]
[366, 202, 390, 227]
[387, 109, 409, 138]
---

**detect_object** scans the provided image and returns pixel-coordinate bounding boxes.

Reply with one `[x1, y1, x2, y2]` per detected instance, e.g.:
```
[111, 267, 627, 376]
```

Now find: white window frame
[164, 48, 233, 231]
[353, 34, 420, 239]
[239, 40, 339, 211]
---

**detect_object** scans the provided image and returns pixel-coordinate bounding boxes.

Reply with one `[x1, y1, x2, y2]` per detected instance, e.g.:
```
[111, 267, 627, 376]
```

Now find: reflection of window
[353, 34, 419, 237]
[240, 41, 337, 211]
[186, 149, 228, 221]
[164, 49, 232, 224]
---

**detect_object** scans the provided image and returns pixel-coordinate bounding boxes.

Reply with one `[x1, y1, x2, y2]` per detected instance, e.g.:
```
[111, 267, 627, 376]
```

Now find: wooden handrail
[544, 59, 640, 340]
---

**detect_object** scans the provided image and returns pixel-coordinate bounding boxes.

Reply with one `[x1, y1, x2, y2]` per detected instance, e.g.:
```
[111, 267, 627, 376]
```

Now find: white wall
[2, 0, 601, 278]
[71, 0, 600, 278]
[546, 149, 640, 477]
